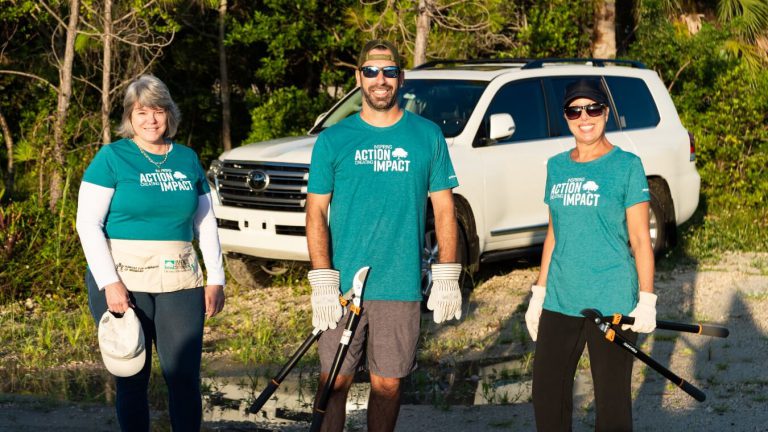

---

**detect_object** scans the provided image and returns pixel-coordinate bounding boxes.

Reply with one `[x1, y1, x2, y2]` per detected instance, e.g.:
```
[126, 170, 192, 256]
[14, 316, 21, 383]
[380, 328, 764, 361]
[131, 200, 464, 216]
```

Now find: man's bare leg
[316, 372, 354, 432]
[367, 373, 402, 432]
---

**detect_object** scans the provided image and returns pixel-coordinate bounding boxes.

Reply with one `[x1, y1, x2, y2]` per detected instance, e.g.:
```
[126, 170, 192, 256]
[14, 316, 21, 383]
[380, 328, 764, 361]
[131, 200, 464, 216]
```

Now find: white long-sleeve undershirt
[75, 181, 226, 289]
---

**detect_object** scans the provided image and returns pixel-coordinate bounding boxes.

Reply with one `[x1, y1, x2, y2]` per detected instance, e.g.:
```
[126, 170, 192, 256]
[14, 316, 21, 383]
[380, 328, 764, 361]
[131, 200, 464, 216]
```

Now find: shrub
[629, 4, 768, 253]
[245, 86, 334, 143]
[0, 194, 84, 303]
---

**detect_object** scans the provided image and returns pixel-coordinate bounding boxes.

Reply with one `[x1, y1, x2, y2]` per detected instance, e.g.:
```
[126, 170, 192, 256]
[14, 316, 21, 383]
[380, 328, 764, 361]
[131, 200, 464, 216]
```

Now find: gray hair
[116, 74, 181, 139]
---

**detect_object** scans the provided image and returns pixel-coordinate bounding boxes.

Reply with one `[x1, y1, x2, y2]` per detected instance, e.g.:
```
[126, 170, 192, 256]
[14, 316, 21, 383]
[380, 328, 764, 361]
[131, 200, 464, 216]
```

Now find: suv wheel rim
[649, 206, 658, 250]
[421, 228, 439, 295]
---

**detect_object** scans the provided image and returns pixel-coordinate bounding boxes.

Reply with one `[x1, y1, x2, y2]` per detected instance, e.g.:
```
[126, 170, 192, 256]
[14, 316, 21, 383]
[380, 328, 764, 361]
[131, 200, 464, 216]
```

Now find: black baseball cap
[563, 79, 609, 108]
[357, 39, 402, 68]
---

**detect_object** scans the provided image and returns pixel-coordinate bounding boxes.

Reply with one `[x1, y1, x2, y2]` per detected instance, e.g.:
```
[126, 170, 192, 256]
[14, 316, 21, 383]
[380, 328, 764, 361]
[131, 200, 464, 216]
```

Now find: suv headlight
[207, 159, 223, 184]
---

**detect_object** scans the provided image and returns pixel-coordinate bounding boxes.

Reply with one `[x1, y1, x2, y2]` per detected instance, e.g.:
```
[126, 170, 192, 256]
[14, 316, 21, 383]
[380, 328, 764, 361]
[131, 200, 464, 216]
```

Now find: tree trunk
[218, 0, 232, 151]
[413, 0, 431, 67]
[0, 110, 13, 200]
[50, 0, 80, 211]
[593, 0, 617, 59]
[101, 0, 113, 145]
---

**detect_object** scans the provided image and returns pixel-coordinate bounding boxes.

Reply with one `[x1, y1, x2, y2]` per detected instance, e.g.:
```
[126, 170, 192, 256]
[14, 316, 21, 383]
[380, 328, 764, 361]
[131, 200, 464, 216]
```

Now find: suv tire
[225, 254, 280, 289]
[648, 179, 673, 256]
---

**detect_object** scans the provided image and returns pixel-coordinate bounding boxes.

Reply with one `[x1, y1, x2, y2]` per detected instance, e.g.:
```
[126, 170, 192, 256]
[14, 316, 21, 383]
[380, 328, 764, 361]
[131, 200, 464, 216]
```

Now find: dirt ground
[2, 251, 767, 431]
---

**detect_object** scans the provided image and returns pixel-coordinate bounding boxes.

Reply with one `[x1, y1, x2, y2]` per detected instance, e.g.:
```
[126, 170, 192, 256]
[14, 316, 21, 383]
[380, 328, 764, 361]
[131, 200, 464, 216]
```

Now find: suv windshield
[312, 79, 488, 138]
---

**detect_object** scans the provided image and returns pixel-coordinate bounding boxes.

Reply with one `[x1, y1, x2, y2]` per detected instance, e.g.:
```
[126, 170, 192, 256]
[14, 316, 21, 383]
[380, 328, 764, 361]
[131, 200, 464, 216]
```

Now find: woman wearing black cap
[524, 79, 657, 431]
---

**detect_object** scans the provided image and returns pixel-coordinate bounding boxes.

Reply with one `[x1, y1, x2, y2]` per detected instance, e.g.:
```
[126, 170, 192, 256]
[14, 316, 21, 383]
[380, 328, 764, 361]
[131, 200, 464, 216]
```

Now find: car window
[313, 79, 488, 138]
[401, 80, 487, 137]
[475, 79, 549, 146]
[549, 76, 618, 134]
[604, 76, 660, 129]
[314, 89, 362, 132]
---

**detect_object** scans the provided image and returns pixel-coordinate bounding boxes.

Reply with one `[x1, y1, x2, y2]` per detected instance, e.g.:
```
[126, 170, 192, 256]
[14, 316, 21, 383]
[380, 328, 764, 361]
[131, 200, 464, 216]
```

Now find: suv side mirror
[489, 113, 515, 142]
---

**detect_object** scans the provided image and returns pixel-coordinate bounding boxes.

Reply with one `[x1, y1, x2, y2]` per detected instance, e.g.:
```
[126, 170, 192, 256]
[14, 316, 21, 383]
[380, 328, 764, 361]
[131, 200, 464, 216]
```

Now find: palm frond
[718, 0, 768, 39]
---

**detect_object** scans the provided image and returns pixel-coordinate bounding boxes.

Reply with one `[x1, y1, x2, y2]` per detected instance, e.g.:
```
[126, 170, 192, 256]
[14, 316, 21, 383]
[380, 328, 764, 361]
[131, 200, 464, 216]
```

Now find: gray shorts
[318, 300, 421, 378]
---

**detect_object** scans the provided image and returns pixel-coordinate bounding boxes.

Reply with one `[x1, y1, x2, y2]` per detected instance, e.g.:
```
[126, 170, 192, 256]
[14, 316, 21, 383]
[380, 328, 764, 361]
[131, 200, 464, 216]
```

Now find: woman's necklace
[134, 140, 170, 171]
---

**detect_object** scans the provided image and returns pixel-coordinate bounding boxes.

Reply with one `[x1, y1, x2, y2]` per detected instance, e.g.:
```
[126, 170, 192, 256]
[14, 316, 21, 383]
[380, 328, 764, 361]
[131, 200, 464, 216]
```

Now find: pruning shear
[248, 266, 370, 415]
[581, 308, 729, 402]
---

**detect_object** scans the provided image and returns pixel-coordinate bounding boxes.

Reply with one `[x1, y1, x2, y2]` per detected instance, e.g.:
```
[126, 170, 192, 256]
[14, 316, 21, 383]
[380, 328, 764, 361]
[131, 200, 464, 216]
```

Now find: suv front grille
[212, 161, 309, 212]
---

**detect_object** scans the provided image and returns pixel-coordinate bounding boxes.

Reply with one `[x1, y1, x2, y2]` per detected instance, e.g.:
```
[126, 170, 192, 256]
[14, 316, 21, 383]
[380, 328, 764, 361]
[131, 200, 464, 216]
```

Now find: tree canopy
[1, 0, 767, 300]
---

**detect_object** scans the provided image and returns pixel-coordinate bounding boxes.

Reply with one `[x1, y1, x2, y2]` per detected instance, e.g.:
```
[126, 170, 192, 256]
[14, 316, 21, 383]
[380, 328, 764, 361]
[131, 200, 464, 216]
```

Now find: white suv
[207, 58, 700, 289]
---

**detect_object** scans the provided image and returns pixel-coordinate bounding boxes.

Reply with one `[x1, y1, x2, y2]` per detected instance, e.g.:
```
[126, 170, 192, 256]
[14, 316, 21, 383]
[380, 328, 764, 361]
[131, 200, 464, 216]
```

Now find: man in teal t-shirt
[304, 39, 460, 432]
[308, 110, 457, 301]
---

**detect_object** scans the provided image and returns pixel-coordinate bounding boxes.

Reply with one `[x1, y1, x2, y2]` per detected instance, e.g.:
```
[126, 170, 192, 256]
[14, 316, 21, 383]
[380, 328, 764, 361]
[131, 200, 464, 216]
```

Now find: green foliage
[0, 0, 36, 20]
[350, 0, 522, 63]
[718, 0, 768, 39]
[0, 190, 84, 303]
[228, 0, 360, 88]
[629, 1, 768, 254]
[686, 66, 768, 209]
[513, 0, 593, 58]
[245, 86, 333, 142]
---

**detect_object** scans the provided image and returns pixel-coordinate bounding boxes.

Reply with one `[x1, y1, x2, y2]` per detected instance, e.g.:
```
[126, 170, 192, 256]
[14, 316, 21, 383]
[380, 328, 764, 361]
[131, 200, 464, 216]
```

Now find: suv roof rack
[413, 57, 646, 70]
[521, 58, 646, 69]
[414, 58, 535, 69]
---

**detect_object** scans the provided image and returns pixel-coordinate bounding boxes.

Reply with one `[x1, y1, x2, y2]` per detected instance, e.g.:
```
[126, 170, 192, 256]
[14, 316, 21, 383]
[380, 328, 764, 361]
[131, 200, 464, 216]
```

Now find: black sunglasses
[359, 65, 401, 79]
[564, 103, 606, 120]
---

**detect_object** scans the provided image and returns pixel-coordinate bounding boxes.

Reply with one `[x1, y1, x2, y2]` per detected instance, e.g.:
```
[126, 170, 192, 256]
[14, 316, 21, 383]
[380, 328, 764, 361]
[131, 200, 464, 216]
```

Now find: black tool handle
[248, 380, 279, 414]
[248, 328, 323, 414]
[310, 411, 326, 432]
[310, 315, 361, 432]
[615, 315, 729, 338]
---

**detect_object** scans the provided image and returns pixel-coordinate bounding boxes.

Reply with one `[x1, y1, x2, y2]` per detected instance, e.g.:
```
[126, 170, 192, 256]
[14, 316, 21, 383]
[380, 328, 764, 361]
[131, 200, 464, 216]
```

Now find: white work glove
[525, 284, 546, 341]
[308, 269, 343, 331]
[622, 291, 657, 333]
[426, 263, 463, 324]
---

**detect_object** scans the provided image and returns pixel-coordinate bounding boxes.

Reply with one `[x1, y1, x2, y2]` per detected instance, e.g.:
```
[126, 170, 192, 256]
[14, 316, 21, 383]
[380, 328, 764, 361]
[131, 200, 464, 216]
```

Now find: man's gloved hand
[308, 269, 343, 331]
[525, 284, 546, 341]
[622, 291, 657, 333]
[427, 263, 463, 324]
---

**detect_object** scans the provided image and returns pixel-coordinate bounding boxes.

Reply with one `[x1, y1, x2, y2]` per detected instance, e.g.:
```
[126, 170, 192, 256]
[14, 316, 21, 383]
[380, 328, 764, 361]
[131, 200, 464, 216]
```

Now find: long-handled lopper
[581, 308, 730, 403]
[309, 266, 370, 432]
[247, 280, 358, 414]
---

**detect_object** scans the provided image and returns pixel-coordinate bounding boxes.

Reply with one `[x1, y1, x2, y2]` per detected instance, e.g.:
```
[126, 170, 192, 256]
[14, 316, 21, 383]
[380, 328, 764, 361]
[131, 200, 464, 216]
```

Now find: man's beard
[362, 84, 399, 111]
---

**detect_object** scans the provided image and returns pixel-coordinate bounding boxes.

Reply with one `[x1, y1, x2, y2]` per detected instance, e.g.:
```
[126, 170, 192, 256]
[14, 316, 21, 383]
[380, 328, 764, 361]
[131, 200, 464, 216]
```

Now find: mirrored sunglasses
[360, 65, 401, 79]
[564, 103, 606, 120]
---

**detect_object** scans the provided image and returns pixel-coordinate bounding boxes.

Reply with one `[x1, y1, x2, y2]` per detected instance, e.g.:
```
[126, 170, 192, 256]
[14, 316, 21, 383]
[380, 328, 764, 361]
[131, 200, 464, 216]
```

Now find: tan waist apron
[108, 239, 203, 293]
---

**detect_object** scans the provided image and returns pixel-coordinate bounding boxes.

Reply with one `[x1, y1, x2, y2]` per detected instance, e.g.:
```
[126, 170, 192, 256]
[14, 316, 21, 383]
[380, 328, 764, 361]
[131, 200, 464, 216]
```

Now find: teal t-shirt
[82, 138, 210, 241]
[543, 146, 650, 316]
[308, 111, 459, 301]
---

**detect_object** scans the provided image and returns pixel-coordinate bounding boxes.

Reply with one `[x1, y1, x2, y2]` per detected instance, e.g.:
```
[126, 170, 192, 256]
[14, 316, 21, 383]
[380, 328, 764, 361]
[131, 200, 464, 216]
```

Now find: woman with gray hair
[76, 74, 225, 431]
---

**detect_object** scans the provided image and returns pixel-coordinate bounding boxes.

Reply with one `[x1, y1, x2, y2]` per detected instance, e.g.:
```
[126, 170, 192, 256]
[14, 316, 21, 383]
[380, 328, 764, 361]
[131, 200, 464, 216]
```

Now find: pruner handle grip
[611, 314, 729, 338]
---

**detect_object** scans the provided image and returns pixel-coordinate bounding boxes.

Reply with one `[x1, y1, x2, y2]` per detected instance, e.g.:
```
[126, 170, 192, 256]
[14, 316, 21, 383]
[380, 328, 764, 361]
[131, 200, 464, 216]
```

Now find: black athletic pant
[87, 270, 205, 432]
[532, 309, 638, 432]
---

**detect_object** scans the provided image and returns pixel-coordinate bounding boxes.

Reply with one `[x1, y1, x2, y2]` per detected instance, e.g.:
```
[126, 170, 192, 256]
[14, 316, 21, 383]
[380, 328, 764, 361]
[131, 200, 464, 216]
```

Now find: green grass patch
[743, 291, 768, 301]
[2, 292, 100, 370]
[750, 257, 768, 275]
[675, 206, 768, 260]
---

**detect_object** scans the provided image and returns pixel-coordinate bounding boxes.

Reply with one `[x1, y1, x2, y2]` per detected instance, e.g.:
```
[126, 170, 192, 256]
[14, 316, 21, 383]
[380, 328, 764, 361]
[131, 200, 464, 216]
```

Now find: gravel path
[1, 252, 767, 431]
[388, 251, 768, 432]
